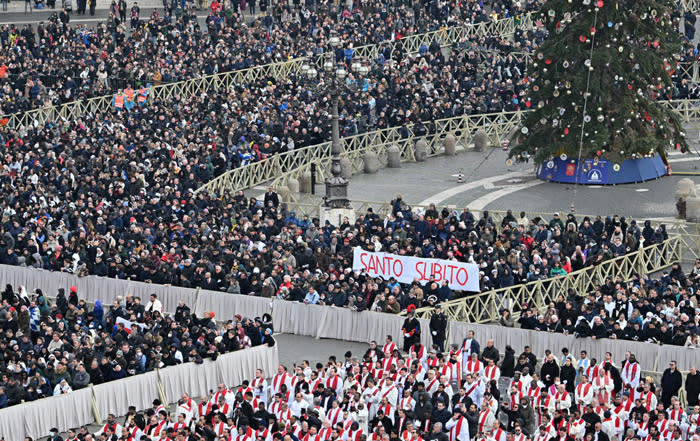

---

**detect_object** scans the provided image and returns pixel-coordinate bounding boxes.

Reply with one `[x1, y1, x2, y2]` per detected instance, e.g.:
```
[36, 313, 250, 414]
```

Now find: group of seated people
[57, 330, 700, 441]
[0, 284, 275, 408]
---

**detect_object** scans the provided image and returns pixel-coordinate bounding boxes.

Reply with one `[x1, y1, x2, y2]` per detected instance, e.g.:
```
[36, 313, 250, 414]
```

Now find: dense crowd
[0, 284, 274, 408]
[46, 330, 700, 441]
[511, 260, 700, 347]
[0, 0, 544, 113]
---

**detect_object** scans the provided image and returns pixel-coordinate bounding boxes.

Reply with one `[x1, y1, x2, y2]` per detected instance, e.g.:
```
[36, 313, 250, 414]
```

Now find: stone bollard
[443, 134, 456, 156]
[676, 178, 695, 219]
[387, 145, 402, 168]
[277, 185, 290, 202]
[340, 157, 352, 180]
[415, 139, 428, 162]
[299, 171, 312, 193]
[686, 187, 700, 222]
[473, 130, 488, 152]
[286, 177, 299, 194]
[364, 151, 379, 173]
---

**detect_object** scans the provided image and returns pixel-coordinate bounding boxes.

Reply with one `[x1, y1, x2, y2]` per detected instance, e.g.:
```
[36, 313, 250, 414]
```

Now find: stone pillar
[340, 157, 352, 180]
[387, 145, 401, 168]
[676, 178, 695, 219]
[299, 171, 312, 193]
[364, 151, 379, 173]
[474, 130, 488, 152]
[686, 187, 700, 222]
[286, 177, 299, 194]
[415, 139, 428, 162]
[277, 185, 290, 202]
[444, 134, 456, 156]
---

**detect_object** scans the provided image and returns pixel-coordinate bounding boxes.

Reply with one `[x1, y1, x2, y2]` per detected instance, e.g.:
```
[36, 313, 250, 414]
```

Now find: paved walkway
[343, 146, 700, 220]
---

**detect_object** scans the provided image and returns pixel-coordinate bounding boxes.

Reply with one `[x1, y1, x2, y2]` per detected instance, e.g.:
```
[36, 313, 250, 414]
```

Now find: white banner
[352, 247, 480, 292]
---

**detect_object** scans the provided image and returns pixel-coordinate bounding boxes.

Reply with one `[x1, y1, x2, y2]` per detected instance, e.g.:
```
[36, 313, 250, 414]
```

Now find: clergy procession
[81, 330, 699, 441]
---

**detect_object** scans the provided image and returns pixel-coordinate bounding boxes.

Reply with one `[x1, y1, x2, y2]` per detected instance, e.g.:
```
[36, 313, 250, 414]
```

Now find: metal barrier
[198, 111, 525, 195]
[0, 15, 535, 128]
[406, 236, 682, 323]
[198, 99, 700, 196]
[4, 0, 700, 128]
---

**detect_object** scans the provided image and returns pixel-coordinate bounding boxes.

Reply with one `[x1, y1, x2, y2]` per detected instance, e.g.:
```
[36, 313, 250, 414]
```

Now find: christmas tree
[509, 0, 689, 165]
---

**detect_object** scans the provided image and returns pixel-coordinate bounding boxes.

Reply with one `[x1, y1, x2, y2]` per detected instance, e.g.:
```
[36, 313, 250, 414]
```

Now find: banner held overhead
[352, 247, 480, 291]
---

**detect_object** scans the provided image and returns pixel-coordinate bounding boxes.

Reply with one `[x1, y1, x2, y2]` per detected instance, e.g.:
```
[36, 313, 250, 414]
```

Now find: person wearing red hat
[401, 306, 421, 353]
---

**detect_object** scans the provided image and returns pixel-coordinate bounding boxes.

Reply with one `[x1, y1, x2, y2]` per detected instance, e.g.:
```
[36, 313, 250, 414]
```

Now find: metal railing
[407, 236, 682, 323]
[197, 110, 524, 196]
[5, 0, 700, 128]
[197, 99, 700, 196]
[682, 0, 700, 12]
[0, 15, 536, 128]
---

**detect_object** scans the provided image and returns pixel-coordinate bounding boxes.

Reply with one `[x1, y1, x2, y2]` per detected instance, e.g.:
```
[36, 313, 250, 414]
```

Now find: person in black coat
[426, 422, 449, 441]
[560, 358, 576, 394]
[592, 421, 610, 441]
[660, 361, 683, 408]
[500, 345, 516, 378]
[603, 363, 623, 397]
[371, 408, 393, 433]
[431, 401, 452, 428]
[540, 356, 560, 388]
[686, 366, 700, 407]
[240, 392, 258, 429]
[429, 305, 447, 352]
[401, 309, 421, 353]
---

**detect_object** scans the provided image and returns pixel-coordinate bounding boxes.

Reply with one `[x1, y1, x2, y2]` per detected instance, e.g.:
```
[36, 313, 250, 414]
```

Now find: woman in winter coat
[500, 345, 516, 378]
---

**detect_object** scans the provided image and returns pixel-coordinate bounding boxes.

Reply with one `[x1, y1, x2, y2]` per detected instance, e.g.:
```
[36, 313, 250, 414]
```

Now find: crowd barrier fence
[0, 345, 278, 441]
[409, 236, 683, 322]
[0, 14, 536, 129]
[198, 100, 700, 196]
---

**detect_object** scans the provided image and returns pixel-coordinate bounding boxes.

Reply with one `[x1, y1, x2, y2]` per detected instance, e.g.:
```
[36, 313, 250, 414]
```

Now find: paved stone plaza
[345, 147, 700, 220]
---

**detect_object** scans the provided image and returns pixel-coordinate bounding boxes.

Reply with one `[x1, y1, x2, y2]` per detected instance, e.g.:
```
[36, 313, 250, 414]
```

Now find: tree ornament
[563, 60, 570, 68]
[596, 0, 603, 6]
[597, 115, 604, 122]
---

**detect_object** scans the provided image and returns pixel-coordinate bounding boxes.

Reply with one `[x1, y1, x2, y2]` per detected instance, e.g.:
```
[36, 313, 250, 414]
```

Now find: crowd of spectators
[0, 0, 544, 113]
[508, 259, 700, 347]
[0, 284, 274, 408]
[44, 330, 700, 441]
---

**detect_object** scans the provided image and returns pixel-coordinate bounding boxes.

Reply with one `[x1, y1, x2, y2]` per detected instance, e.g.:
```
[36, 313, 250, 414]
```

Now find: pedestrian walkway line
[466, 181, 545, 210]
[668, 156, 700, 163]
[417, 171, 529, 206]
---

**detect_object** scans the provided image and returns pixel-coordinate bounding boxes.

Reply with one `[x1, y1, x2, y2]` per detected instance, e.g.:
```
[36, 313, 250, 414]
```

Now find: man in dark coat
[429, 304, 447, 352]
[686, 366, 700, 407]
[401, 307, 421, 353]
[540, 354, 560, 388]
[660, 360, 683, 408]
